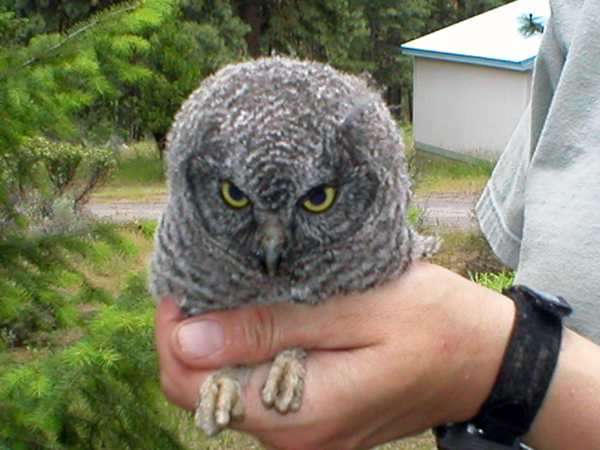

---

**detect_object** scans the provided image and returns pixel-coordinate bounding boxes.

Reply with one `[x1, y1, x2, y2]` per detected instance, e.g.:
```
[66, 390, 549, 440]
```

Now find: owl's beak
[264, 243, 281, 277]
[258, 215, 286, 277]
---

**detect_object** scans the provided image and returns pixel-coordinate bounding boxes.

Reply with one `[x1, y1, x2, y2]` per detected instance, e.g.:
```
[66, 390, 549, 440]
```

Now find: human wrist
[524, 329, 600, 449]
[437, 279, 516, 426]
[437, 285, 575, 449]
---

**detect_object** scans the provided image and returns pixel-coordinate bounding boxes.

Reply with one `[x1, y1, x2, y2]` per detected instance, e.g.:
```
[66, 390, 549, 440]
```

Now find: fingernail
[177, 321, 225, 358]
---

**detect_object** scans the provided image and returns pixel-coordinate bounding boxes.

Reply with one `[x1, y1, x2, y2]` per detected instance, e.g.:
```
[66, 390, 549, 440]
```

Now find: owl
[150, 57, 437, 436]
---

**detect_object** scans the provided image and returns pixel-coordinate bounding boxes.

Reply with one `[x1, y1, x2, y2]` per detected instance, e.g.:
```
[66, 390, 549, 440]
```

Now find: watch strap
[473, 285, 572, 445]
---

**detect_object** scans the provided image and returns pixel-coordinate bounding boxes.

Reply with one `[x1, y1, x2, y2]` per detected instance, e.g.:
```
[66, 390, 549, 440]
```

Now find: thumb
[169, 295, 380, 370]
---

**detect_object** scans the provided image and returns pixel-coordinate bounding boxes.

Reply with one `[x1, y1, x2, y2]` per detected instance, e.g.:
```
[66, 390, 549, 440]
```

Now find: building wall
[412, 58, 532, 161]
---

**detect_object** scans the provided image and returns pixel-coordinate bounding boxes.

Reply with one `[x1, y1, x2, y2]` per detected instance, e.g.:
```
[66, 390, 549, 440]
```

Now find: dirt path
[415, 192, 479, 230]
[86, 202, 165, 222]
[87, 192, 479, 230]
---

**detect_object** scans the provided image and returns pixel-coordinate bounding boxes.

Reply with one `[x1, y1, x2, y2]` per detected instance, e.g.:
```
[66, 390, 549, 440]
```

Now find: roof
[401, 0, 550, 71]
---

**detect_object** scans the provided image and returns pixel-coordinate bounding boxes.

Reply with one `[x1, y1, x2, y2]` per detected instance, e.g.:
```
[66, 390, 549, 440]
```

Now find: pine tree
[0, 271, 191, 449]
[518, 13, 544, 37]
[0, 5, 239, 447]
[0, 0, 180, 347]
[123, 0, 250, 150]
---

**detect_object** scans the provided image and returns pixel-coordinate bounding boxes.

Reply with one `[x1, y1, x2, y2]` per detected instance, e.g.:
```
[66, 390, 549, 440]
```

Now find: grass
[409, 150, 493, 195]
[92, 138, 495, 204]
[470, 271, 515, 292]
[428, 229, 507, 277]
[400, 123, 493, 195]
[109, 140, 166, 186]
[93, 140, 167, 203]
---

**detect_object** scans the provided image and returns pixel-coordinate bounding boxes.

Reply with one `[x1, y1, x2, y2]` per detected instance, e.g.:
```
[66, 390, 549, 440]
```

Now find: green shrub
[0, 136, 127, 347]
[16, 136, 117, 210]
[0, 272, 188, 450]
[0, 224, 131, 347]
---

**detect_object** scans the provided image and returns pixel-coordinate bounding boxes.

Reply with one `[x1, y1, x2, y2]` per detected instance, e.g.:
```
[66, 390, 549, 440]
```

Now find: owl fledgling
[150, 57, 437, 436]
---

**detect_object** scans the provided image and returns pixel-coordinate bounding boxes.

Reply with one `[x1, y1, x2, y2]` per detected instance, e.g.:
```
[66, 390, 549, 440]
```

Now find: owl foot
[195, 368, 248, 436]
[195, 350, 306, 436]
[261, 348, 307, 413]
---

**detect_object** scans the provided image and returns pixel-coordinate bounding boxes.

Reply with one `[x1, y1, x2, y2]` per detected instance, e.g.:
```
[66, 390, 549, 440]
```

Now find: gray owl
[150, 57, 437, 436]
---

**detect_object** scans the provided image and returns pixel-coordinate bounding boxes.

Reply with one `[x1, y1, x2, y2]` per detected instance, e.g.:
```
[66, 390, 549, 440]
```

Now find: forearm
[524, 329, 600, 449]
[454, 285, 600, 450]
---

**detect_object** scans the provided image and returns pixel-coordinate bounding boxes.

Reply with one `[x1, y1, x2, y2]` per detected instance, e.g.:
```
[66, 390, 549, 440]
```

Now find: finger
[155, 296, 183, 365]
[167, 262, 454, 370]
[169, 285, 393, 370]
[155, 297, 207, 411]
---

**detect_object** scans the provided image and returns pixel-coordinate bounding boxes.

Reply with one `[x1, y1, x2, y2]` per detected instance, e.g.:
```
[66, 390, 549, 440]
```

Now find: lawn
[409, 151, 493, 195]
[92, 139, 494, 203]
[92, 140, 168, 203]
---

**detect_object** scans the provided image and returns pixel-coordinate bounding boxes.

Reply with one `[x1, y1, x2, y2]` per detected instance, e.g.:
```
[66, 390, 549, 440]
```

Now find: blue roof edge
[401, 47, 535, 71]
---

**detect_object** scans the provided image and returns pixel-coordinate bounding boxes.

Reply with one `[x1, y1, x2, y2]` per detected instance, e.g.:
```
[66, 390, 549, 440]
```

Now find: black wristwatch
[435, 285, 572, 450]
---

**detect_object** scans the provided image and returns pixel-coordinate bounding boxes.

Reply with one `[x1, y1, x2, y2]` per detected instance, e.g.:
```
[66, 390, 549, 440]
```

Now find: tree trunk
[239, 1, 262, 58]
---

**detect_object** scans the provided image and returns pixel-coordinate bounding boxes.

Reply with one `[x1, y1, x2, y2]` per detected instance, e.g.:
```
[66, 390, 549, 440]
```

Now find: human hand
[155, 263, 515, 450]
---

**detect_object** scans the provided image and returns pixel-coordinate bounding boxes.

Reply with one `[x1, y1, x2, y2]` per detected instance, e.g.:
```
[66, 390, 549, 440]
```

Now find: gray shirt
[476, 0, 600, 343]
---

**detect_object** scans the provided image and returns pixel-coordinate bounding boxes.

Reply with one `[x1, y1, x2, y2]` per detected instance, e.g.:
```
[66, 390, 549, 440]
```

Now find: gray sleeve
[476, 0, 600, 343]
[476, 107, 530, 270]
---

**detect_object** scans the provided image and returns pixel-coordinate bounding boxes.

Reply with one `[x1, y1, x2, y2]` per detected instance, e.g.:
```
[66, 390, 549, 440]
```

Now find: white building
[401, 0, 550, 162]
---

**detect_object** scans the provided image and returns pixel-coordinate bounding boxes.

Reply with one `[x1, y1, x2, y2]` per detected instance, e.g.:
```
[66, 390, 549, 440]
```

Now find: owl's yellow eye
[221, 181, 250, 209]
[302, 186, 337, 213]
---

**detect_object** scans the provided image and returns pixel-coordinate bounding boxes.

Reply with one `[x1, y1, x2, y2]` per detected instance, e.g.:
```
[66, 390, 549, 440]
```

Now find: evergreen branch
[0, 3, 140, 82]
[0, 222, 127, 256]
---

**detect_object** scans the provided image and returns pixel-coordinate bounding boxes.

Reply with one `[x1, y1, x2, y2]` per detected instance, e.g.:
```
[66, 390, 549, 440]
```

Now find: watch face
[435, 423, 523, 449]
[515, 285, 573, 317]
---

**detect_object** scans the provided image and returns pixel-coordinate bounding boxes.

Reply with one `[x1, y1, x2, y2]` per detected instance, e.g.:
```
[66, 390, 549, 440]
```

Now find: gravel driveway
[86, 192, 479, 230]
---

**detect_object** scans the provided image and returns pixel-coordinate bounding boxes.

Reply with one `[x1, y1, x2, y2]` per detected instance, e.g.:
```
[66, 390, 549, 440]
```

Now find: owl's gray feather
[150, 57, 436, 435]
[151, 56, 433, 312]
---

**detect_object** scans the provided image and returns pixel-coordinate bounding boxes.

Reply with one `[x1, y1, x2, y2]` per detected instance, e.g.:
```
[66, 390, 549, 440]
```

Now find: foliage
[129, 0, 249, 147]
[0, 0, 126, 38]
[518, 13, 545, 37]
[471, 271, 515, 292]
[0, 272, 189, 450]
[0, 136, 127, 348]
[0, 1, 176, 347]
[261, 1, 369, 69]
[0, 0, 179, 149]
[0, 223, 135, 347]
[0, 137, 116, 238]
[12, 136, 117, 209]
[0, 7, 29, 46]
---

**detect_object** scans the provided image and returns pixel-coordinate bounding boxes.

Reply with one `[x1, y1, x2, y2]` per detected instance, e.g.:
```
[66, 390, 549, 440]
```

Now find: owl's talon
[195, 370, 246, 436]
[262, 348, 307, 413]
[231, 400, 245, 422]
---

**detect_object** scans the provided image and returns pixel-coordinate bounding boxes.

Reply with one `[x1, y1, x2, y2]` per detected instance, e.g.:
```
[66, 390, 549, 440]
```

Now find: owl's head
[163, 57, 417, 301]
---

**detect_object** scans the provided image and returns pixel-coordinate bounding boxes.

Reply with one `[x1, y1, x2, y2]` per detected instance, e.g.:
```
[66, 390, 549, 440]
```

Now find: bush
[0, 224, 132, 347]
[0, 136, 124, 347]
[9, 137, 117, 221]
[0, 272, 189, 450]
